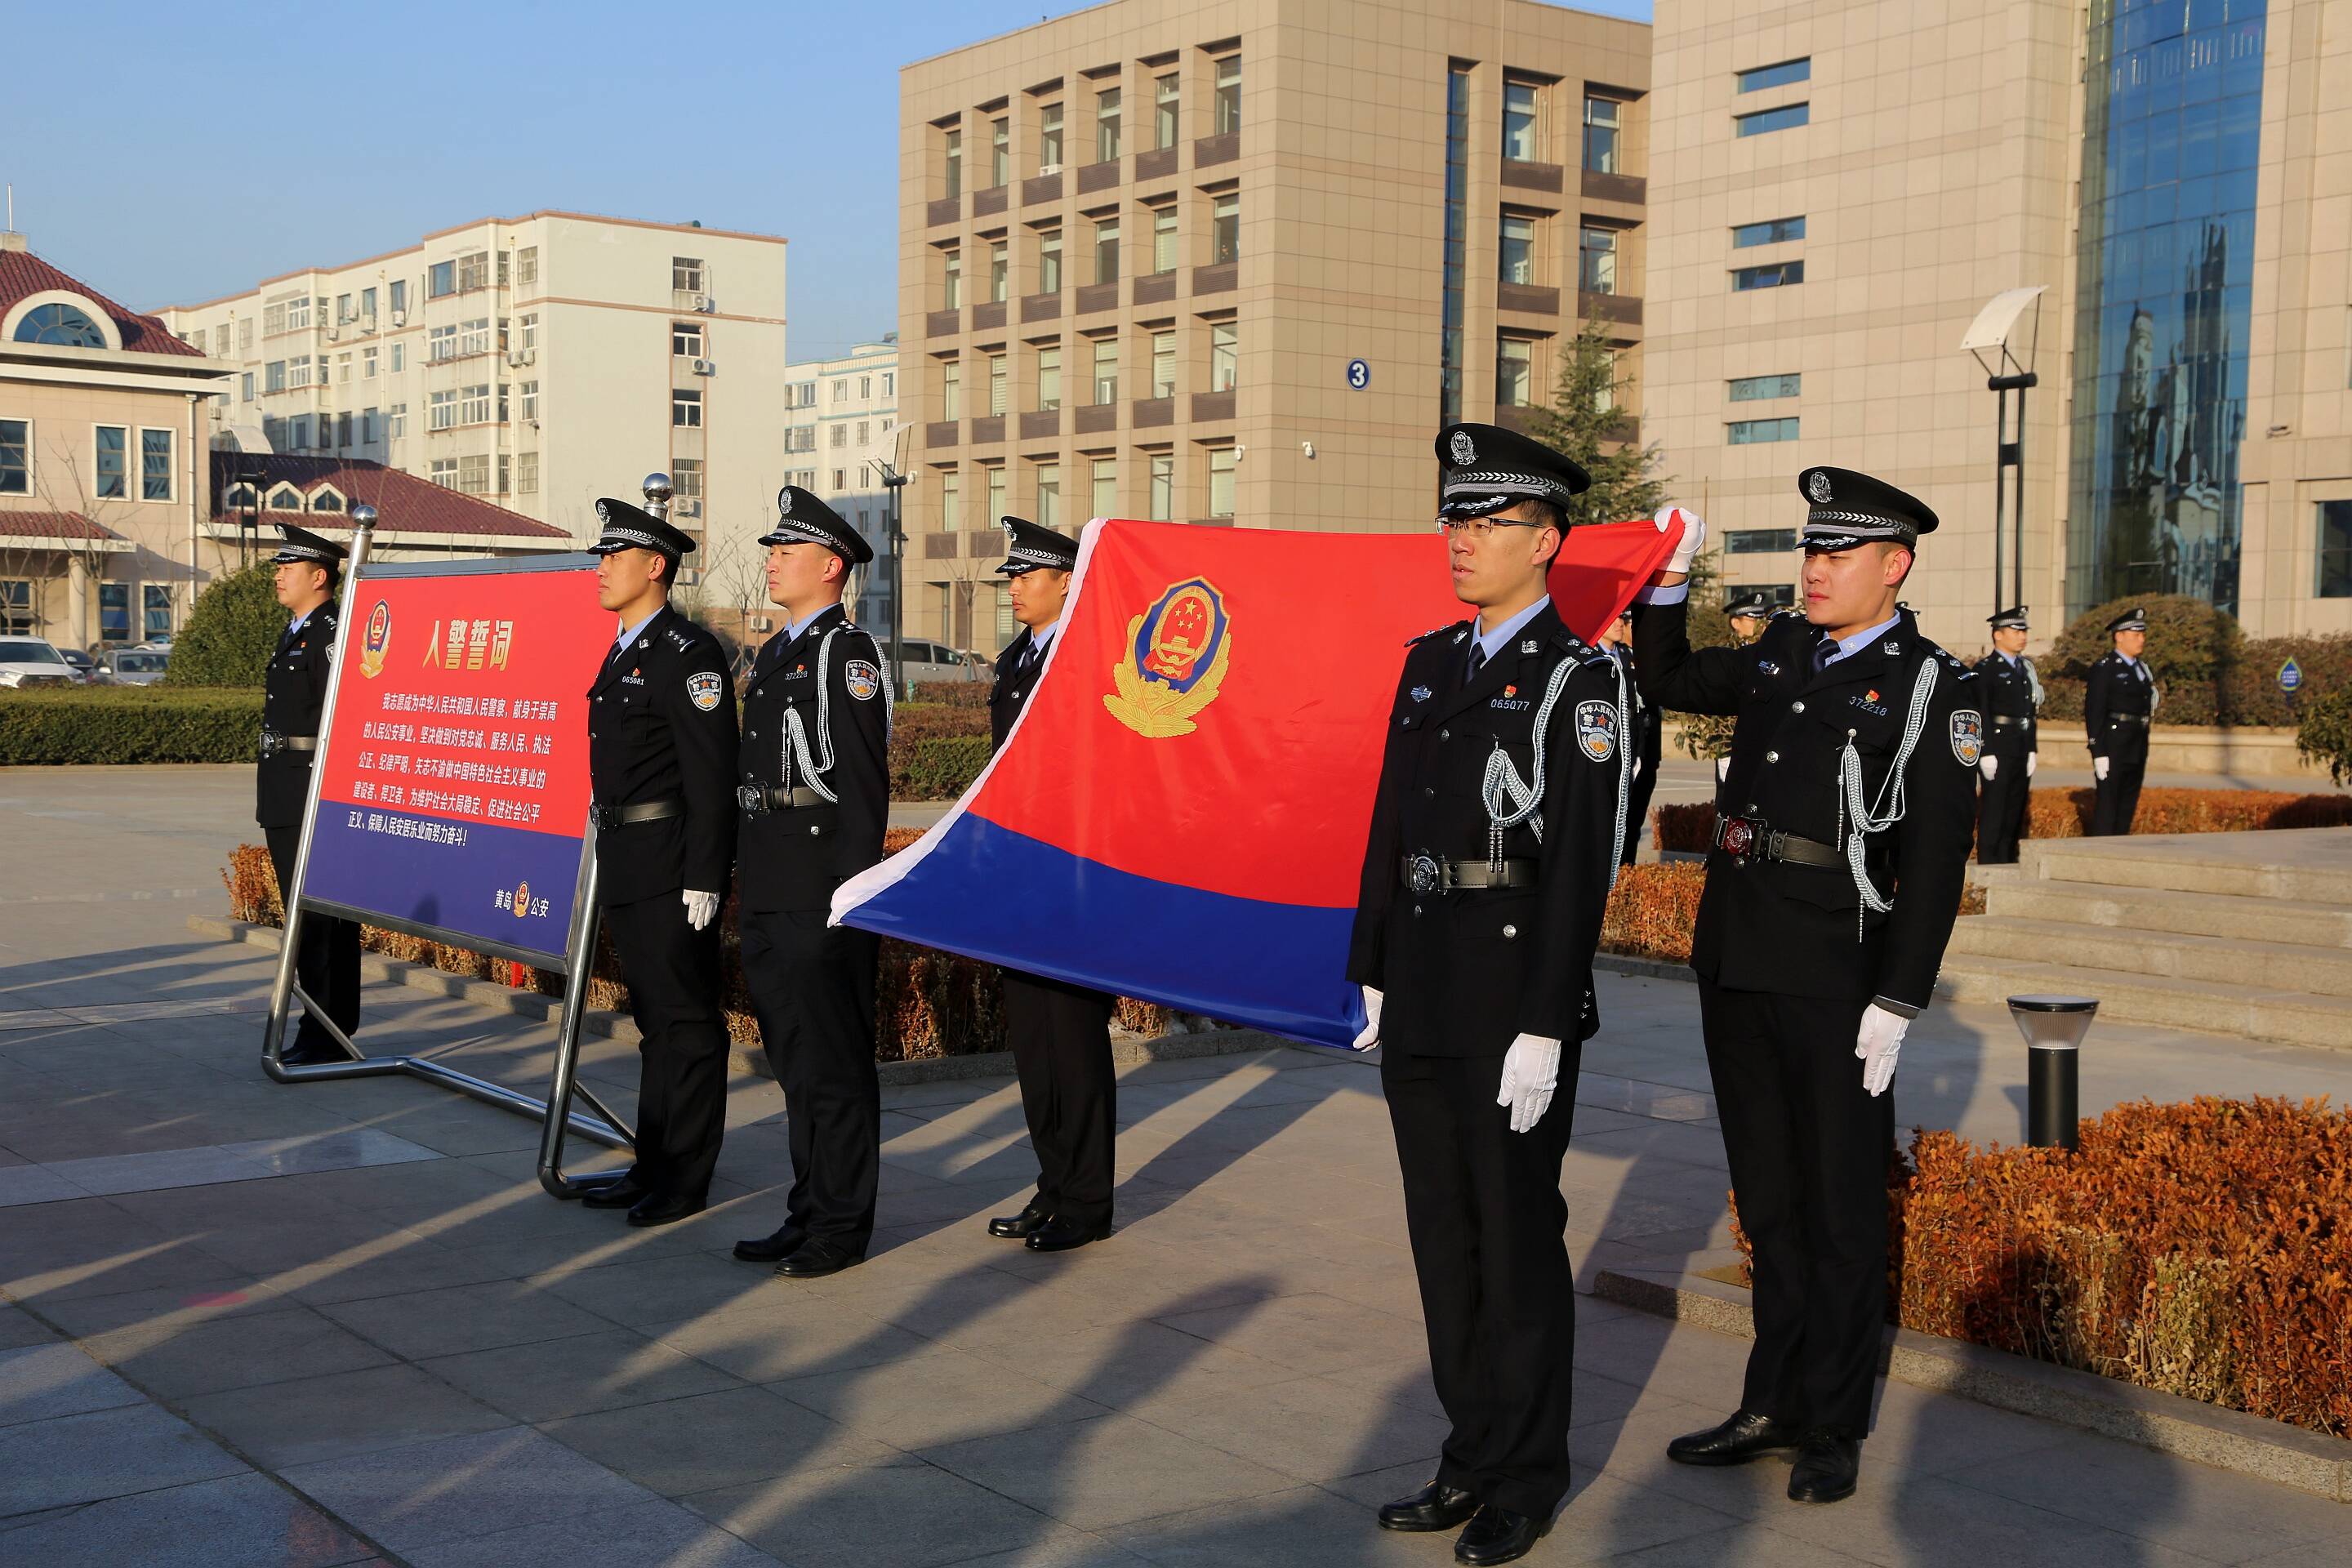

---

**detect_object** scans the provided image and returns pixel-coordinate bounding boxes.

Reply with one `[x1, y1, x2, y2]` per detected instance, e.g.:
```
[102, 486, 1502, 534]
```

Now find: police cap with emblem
[1988, 605, 2030, 630]
[1797, 466, 1939, 552]
[271, 523, 347, 568]
[996, 515, 1080, 577]
[2105, 606, 2147, 633]
[1724, 591, 1774, 621]
[1435, 422, 1592, 519]
[760, 483, 874, 566]
[589, 497, 698, 562]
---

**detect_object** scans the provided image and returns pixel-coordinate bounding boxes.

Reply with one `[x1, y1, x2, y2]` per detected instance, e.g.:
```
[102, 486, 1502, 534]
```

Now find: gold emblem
[359, 599, 391, 679]
[1103, 577, 1232, 739]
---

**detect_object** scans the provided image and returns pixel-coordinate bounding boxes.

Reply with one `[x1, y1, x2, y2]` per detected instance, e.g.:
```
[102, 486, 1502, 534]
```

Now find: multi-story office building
[777, 337, 902, 634]
[1646, 0, 2346, 644]
[899, 0, 1650, 651]
[156, 212, 791, 559]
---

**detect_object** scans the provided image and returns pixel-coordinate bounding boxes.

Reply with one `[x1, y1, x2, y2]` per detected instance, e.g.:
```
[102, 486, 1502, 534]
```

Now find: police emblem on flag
[1575, 699, 1618, 761]
[687, 670, 724, 712]
[1949, 708, 1984, 767]
[844, 659, 880, 702]
[1105, 577, 1232, 739]
[359, 599, 392, 679]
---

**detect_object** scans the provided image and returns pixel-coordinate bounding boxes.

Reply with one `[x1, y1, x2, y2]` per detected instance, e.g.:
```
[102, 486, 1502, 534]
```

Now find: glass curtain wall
[1438, 65, 1470, 425]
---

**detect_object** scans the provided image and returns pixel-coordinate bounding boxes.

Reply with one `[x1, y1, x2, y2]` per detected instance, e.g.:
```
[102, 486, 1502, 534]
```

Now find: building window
[1727, 416, 1800, 444]
[1039, 227, 1063, 293]
[140, 428, 172, 501]
[941, 468, 961, 531]
[1731, 260, 1805, 291]
[1093, 337, 1119, 403]
[389, 280, 408, 315]
[1209, 321, 1237, 393]
[429, 261, 457, 298]
[1036, 461, 1062, 529]
[1503, 81, 1541, 162]
[1584, 96, 1621, 173]
[860, 376, 872, 399]
[1096, 88, 1122, 163]
[2320, 501, 2352, 597]
[1731, 216, 1806, 247]
[944, 127, 963, 198]
[1724, 528, 1798, 553]
[313, 485, 345, 510]
[363, 345, 379, 378]
[428, 324, 457, 363]
[671, 458, 703, 506]
[144, 585, 172, 641]
[238, 317, 255, 350]
[984, 353, 1008, 416]
[0, 580, 31, 634]
[1152, 206, 1178, 274]
[857, 420, 870, 445]
[517, 247, 539, 286]
[942, 359, 963, 420]
[335, 292, 354, 324]
[289, 355, 314, 386]
[460, 384, 492, 425]
[265, 359, 287, 393]
[14, 302, 106, 346]
[360, 408, 379, 443]
[515, 381, 537, 421]
[1156, 72, 1180, 148]
[883, 372, 894, 397]
[1210, 194, 1240, 265]
[0, 419, 28, 494]
[987, 463, 1006, 527]
[1495, 338, 1534, 408]
[99, 583, 130, 643]
[1094, 218, 1120, 284]
[991, 240, 1009, 303]
[673, 321, 704, 358]
[429, 390, 458, 431]
[943, 247, 962, 309]
[458, 318, 491, 357]
[1091, 457, 1116, 518]
[268, 483, 304, 510]
[1148, 452, 1174, 519]
[240, 372, 255, 403]
[1735, 102, 1811, 136]
[287, 296, 314, 332]
[1040, 102, 1064, 171]
[1738, 57, 1811, 93]
[1579, 225, 1617, 293]
[1152, 330, 1176, 399]
[1037, 345, 1062, 411]
[672, 256, 706, 293]
[458, 453, 491, 495]
[1214, 55, 1241, 135]
[1500, 214, 1537, 286]
[457, 252, 488, 292]
[390, 342, 405, 373]
[991, 117, 1009, 186]
[996, 583, 1018, 642]
[1207, 446, 1236, 517]
[94, 425, 127, 499]
[830, 424, 848, 449]
[1728, 372, 1802, 401]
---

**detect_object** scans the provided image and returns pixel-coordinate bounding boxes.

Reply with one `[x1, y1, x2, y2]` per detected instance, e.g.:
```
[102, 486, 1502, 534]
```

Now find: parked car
[0, 638, 82, 689]
[893, 638, 990, 684]
[56, 647, 96, 680]
[96, 647, 171, 686]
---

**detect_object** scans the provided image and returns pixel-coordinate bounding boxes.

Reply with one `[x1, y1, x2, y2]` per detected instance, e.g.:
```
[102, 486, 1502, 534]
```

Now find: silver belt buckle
[1406, 854, 1441, 895]
[736, 784, 768, 816]
[258, 729, 283, 760]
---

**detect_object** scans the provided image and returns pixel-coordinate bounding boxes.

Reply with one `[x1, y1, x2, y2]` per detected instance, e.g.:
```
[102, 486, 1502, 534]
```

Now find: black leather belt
[1401, 854, 1537, 893]
[1989, 715, 2034, 728]
[591, 798, 684, 831]
[1713, 813, 1842, 868]
[257, 730, 317, 760]
[737, 784, 825, 815]
[2106, 714, 2151, 727]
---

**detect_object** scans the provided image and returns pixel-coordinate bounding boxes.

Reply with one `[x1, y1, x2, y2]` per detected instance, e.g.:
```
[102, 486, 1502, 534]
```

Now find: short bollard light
[2007, 994, 2097, 1152]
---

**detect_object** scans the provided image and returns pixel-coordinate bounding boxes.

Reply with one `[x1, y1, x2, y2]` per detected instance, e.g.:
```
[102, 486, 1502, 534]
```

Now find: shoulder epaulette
[663, 624, 699, 652]
[1407, 621, 1471, 648]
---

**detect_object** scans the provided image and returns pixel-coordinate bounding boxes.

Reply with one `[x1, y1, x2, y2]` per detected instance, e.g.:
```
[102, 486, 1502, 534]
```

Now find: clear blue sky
[3, 0, 1647, 360]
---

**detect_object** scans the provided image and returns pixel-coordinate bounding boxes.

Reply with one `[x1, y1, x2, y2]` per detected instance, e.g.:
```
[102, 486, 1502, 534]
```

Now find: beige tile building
[898, 0, 1651, 652]
[155, 212, 791, 557]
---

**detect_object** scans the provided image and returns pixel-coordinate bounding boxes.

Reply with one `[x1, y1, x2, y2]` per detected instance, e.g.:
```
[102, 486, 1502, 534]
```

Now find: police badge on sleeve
[1575, 699, 1618, 762]
[687, 670, 724, 712]
[844, 659, 880, 702]
[1949, 708, 1984, 767]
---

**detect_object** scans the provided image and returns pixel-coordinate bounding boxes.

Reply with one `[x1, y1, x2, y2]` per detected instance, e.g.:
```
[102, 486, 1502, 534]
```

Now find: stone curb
[186, 914, 1302, 1088]
[1592, 1267, 2352, 1504]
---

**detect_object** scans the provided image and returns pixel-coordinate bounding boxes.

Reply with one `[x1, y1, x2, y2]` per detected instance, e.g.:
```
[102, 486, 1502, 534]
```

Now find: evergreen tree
[167, 564, 298, 687]
[1523, 318, 1671, 528]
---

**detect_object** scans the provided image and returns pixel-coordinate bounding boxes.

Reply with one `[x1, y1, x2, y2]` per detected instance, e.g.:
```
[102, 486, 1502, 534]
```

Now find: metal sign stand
[259, 509, 632, 1200]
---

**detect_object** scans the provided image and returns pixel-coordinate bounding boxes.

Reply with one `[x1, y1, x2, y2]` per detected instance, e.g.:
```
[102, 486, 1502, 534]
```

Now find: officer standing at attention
[581, 477, 740, 1228]
[729, 487, 892, 1281]
[1973, 606, 2041, 864]
[984, 516, 1120, 1255]
[2084, 607, 2157, 835]
[258, 523, 362, 1066]
[1598, 609, 1661, 866]
[1349, 423, 1631, 1566]
[1628, 469, 1979, 1504]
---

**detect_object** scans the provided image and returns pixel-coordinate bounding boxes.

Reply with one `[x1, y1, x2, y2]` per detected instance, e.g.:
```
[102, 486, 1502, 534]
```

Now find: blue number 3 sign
[1346, 359, 1370, 390]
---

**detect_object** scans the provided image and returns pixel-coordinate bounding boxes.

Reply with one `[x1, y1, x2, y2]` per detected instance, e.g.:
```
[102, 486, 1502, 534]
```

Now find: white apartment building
[779, 337, 903, 631]
[156, 211, 790, 559]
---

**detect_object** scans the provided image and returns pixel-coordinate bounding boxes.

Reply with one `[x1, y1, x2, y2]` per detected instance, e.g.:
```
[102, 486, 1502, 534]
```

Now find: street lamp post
[869, 458, 913, 698]
[1962, 287, 2047, 616]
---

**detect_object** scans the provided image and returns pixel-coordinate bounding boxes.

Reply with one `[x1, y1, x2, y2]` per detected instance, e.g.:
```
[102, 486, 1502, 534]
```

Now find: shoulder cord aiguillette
[1837, 656, 1939, 929]
[1477, 652, 1630, 893]
[779, 626, 894, 806]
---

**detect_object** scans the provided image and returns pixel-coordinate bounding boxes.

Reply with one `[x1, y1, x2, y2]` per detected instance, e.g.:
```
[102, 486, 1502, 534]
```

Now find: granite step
[1985, 879, 2352, 951]
[1945, 915, 2352, 998]
[1935, 956, 2352, 1049]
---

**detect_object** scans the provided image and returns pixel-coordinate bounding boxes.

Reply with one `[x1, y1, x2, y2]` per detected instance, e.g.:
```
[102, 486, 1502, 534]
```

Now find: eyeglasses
[1432, 516, 1541, 541]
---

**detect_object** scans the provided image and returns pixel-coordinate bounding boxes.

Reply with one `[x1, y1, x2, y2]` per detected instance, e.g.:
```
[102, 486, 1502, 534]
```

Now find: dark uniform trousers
[991, 626, 1118, 1230]
[604, 894, 728, 1204]
[1974, 729, 2033, 864]
[257, 609, 360, 1057]
[2085, 653, 2154, 837]
[262, 827, 362, 1053]
[741, 910, 882, 1252]
[2091, 732, 2149, 836]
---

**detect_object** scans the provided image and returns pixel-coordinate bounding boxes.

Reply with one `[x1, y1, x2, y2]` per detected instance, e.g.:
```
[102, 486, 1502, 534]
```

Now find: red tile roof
[0, 249, 205, 358]
[0, 508, 127, 541]
[211, 453, 568, 541]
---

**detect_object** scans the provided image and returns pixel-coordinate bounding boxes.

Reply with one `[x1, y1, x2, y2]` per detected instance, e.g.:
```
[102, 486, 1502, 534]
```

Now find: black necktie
[1811, 635, 1836, 675]
[1464, 643, 1487, 688]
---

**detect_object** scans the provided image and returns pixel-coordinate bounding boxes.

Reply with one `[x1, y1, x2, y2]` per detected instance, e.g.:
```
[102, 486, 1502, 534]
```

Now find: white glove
[2026, 751, 2038, 777]
[1980, 755, 1998, 781]
[1495, 1032, 1563, 1133]
[1717, 756, 1731, 781]
[1351, 986, 1383, 1052]
[1655, 506, 1705, 576]
[2095, 756, 2110, 782]
[683, 889, 719, 930]
[1633, 757, 1644, 782]
[1855, 1003, 1909, 1098]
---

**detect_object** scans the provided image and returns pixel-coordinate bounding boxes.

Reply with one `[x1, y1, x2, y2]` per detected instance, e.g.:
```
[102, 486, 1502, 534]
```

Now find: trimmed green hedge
[893, 734, 991, 800]
[0, 687, 264, 764]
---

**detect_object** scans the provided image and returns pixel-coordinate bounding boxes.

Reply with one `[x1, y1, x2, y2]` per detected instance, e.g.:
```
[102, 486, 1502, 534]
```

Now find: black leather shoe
[775, 1237, 862, 1279]
[988, 1200, 1053, 1239]
[1454, 1505, 1545, 1566]
[1786, 1430, 1860, 1503]
[1024, 1215, 1111, 1252]
[733, 1227, 806, 1263]
[626, 1192, 705, 1227]
[1377, 1480, 1479, 1533]
[581, 1178, 650, 1210]
[1665, 1410, 1806, 1467]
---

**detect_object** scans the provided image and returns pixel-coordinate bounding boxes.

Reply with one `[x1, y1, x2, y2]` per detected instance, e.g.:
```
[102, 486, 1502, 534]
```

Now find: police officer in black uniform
[1629, 470, 1979, 1505]
[257, 523, 362, 1066]
[1725, 591, 1774, 646]
[581, 480, 740, 1227]
[728, 487, 892, 1281]
[1598, 609, 1661, 866]
[983, 516, 1120, 1256]
[1350, 424, 1631, 1566]
[1973, 606, 2040, 864]
[2085, 606, 2157, 835]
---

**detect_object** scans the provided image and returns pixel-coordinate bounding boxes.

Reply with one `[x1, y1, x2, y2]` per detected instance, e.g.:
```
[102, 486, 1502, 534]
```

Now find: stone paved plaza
[4, 765, 2351, 1567]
